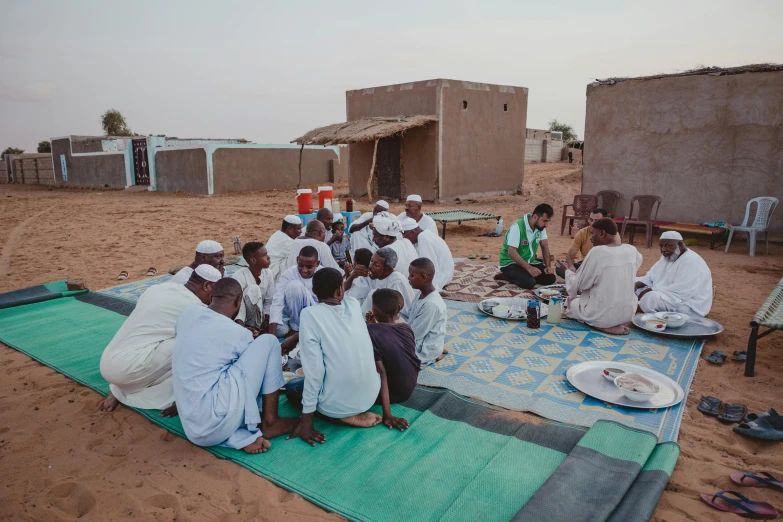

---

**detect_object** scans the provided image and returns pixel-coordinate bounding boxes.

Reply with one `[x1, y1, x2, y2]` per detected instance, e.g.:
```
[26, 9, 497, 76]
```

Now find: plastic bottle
[346, 198, 354, 212]
[332, 198, 340, 214]
[526, 300, 540, 329]
[547, 296, 562, 325]
[495, 218, 504, 236]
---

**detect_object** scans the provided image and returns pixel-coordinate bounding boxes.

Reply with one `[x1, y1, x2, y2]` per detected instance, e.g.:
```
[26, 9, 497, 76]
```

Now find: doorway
[375, 135, 401, 199]
[132, 138, 150, 185]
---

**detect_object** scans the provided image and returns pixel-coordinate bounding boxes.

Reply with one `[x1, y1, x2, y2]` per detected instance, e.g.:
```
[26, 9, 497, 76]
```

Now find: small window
[462, 100, 468, 109]
[503, 103, 508, 112]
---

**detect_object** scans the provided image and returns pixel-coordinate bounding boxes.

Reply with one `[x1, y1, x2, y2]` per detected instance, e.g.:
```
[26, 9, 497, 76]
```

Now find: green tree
[101, 108, 134, 137]
[2, 147, 24, 159]
[548, 119, 578, 142]
[37, 141, 51, 153]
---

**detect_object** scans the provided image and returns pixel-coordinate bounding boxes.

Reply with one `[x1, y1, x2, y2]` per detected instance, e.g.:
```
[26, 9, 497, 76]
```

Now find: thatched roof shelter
[292, 115, 438, 146]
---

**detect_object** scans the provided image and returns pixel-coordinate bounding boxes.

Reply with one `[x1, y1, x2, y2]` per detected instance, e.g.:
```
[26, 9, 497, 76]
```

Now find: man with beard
[635, 231, 713, 317]
[371, 211, 418, 277]
[396, 195, 438, 235]
[170, 240, 226, 283]
[266, 216, 303, 283]
[344, 247, 414, 316]
[496, 204, 556, 289]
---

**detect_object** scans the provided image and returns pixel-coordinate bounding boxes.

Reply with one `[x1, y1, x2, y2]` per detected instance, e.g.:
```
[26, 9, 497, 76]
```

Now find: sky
[2, 0, 782, 151]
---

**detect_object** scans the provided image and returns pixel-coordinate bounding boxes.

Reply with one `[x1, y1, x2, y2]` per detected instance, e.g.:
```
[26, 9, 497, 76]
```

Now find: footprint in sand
[41, 482, 97, 519]
[145, 493, 181, 512]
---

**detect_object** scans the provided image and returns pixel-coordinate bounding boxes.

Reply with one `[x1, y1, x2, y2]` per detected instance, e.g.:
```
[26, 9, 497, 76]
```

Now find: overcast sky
[2, 0, 781, 151]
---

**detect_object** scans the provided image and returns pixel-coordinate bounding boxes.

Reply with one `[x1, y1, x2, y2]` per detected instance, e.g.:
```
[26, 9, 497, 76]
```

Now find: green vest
[499, 215, 543, 267]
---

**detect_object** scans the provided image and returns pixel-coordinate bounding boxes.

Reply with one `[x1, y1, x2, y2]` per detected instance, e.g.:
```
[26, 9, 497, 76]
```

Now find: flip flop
[144, 267, 157, 276]
[116, 271, 129, 280]
[718, 403, 748, 424]
[468, 254, 478, 260]
[734, 409, 783, 441]
[705, 350, 728, 364]
[698, 396, 722, 416]
[480, 254, 491, 260]
[745, 410, 774, 424]
[168, 265, 183, 276]
[731, 471, 783, 492]
[733, 351, 748, 362]
[700, 490, 777, 519]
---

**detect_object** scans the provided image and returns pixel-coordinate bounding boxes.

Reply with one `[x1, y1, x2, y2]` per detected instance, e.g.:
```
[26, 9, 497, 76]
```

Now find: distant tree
[37, 141, 51, 153]
[2, 147, 24, 159]
[548, 119, 578, 142]
[101, 109, 134, 137]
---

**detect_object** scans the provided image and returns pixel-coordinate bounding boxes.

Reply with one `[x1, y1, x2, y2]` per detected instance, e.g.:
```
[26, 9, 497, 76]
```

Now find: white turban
[406, 195, 423, 203]
[333, 212, 344, 223]
[401, 217, 418, 231]
[660, 231, 683, 241]
[376, 200, 390, 210]
[284, 215, 302, 225]
[373, 211, 403, 236]
[196, 240, 223, 254]
[194, 264, 222, 282]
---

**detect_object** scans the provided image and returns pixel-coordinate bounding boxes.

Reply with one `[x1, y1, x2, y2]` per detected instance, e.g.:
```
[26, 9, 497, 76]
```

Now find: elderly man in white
[371, 211, 418, 277]
[635, 231, 714, 317]
[397, 194, 438, 236]
[266, 215, 303, 283]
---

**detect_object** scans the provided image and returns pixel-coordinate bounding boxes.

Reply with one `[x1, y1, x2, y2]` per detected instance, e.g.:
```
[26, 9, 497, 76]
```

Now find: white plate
[533, 284, 568, 303]
[633, 313, 724, 337]
[478, 297, 548, 321]
[566, 360, 685, 409]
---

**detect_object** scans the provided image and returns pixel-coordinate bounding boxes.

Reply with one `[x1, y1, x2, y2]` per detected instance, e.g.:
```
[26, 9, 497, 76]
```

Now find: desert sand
[1, 162, 782, 521]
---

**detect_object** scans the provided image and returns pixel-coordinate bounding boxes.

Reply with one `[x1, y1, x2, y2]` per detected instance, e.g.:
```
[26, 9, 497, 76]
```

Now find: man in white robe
[266, 216, 303, 283]
[401, 218, 454, 291]
[171, 240, 226, 284]
[372, 211, 417, 277]
[349, 200, 389, 255]
[402, 258, 448, 366]
[269, 245, 322, 335]
[636, 231, 713, 317]
[231, 241, 274, 332]
[345, 247, 414, 315]
[286, 220, 340, 271]
[172, 278, 299, 454]
[397, 194, 439, 236]
[100, 265, 221, 413]
[559, 218, 642, 335]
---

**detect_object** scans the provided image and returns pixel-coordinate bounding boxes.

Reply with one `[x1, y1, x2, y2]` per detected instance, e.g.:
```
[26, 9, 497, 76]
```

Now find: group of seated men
[98, 198, 452, 453]
[497, 203, 714, 334]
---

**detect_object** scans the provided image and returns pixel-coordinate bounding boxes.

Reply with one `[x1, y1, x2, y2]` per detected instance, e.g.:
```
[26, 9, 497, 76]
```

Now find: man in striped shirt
[495, 203, 556, 289]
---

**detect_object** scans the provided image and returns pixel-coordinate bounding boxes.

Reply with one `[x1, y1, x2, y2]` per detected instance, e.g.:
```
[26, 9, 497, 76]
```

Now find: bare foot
[242, 437, 271, 454]
[597, 325, 630, 335]
[435, 352, 447, 362]
[493, 272, 509, 282]
[261, 416, 300, 439]
[101, 393, 120, 412]
[160, 403, 178, 417]
[340, 412, 382, 428]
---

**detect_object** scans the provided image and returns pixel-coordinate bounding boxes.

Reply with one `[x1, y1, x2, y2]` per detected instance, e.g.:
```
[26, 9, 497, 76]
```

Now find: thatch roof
[292, 115, 438, 145]
[593, 63, 783, 86]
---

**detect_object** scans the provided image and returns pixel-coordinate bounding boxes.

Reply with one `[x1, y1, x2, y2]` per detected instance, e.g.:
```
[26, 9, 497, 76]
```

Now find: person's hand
[544, 265, 555, 275]
[343, 262, 352, 275]
[556, 261, 568, 274]
[365, 311, 377, 324]
[528, 266, 542, 277]
[382, 414, 409, 431]
[352, 265, 369, 278]
[235, 319, 245, 326]
[287, 420, 326, 446]
[246, 326, 260, 338]
[160, 403, 178, 417]
[634, 281, 646, 290]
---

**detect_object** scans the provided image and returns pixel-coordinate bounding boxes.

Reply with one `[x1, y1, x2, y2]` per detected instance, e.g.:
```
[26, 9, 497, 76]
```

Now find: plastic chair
[620, 195, 662, 248]
[725, 197, 779, 256]
[596, 190, 621, 217]
[561, 194, 598, 235]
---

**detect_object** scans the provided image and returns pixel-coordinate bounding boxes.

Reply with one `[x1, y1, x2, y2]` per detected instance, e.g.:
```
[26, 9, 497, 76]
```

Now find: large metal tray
[566, 360, 685, 409]
[478, 297, 548, 321]
[632, 313, 724, 338]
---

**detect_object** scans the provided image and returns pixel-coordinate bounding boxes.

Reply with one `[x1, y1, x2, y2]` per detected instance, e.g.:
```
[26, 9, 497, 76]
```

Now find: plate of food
[632, 313, 723, 337]
[534, 284, 568, 303]
[478, 297, 548, 321]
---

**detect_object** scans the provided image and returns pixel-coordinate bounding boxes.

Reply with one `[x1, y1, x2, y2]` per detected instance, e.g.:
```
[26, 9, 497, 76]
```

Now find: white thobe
[351, 212, 377, 255]
[565, 245, 642, 329]
[414, 230, 454, 291]
[172, 304, 284, 450]
[299, 298, 381, 418]
[270, 265, 321, 330]
[231, 267, 275, 329]
[170, 266, 193, 285]
[286, 238, 340, 271]
[266, 230, 294, 283]
[384, 238, 418, 278]
[99, 283, 200, 409]
[397, 212, 439, 236]
[346, 271, 414, 316]
[401, 290, 448, 366]
[637, 249, 713, 317]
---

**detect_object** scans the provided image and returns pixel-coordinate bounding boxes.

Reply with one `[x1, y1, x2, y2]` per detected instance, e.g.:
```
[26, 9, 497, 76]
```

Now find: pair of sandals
[116, 267, 157, 280]
[705, 350, 747, 364]
[734, 409, 783, 441]
[701, 471, 782, 519]
[467, 254, 491, 260]
[698, 396, 747, 423]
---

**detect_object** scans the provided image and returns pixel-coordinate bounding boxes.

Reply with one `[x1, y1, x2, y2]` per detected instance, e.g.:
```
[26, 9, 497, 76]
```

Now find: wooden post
[367, 139, 379, 204]
[297, 143, 305, 189]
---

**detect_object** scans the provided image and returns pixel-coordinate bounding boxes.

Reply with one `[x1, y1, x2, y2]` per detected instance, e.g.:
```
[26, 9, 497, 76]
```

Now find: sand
[1, 162, 782, 521]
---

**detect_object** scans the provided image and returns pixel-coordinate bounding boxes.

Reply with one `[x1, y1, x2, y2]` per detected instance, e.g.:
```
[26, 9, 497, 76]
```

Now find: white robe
[565, 245, 642, 329]
[637, 249, 713, 317]
[346, 271, 414, 316]
[401, 290, 448, 366]
[350, 212, 377, 255]
[170, 266, 193, 285]
[99, 283, 200, 409]
[286, 237, 340, 271]
[269, 265, 321, 330]
[397, 211, 439, 236]
[266, 230, 294, 283]
[231, 267, 275, 329]
[172, 304, 284, 450]
[414, 230, 454, 291]
[298, 298, 381, 418]
[384, 238, 418, 278]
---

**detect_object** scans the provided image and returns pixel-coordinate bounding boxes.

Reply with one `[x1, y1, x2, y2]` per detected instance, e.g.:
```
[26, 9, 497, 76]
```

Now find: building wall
[0, 159, 6, 183]
[583, 70, 783, 235]
[526, 128, 551, 140]
[154, 148, 209, 194]
[52, 138, 127, 187]
[11, 154, 55, 184]
[439, 81, 528, 198]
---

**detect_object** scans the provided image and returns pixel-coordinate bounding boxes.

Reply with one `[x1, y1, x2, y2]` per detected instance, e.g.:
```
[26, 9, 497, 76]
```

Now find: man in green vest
[496, 203, 556, 289]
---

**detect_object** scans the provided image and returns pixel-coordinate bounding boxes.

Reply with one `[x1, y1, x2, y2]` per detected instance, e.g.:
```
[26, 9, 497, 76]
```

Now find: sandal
[733, 351, 748, 362]
[705, 350, 728, 364]
[168, 265, 183, 276]
[468, 254, 478, 260]
[734, 408, 783, 441]
[116, 270, 129, 280]
[700, 490, 777, 519]
[144, 267, 157, 276]
[480, 254, 491, 260]
[698, 396, 722, 416]
[718, 403, 748, 424]
[730, 471, 783, 492]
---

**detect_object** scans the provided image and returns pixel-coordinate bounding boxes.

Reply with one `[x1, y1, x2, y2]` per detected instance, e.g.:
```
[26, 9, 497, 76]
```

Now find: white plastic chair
[725, 197, 779, 256]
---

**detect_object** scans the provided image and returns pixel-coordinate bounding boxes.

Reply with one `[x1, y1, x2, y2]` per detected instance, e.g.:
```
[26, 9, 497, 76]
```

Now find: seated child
[402, 258, 448, 366]
[367, 289, 418, 430]
[353, 248, 373, 269]
[329, 220, 352, 270]
[286, 268, 382, 445]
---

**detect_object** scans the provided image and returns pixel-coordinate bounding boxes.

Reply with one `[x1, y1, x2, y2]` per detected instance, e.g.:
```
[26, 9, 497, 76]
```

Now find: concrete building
[583, 64, 783, 235]
[294, 79, 528, 201]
